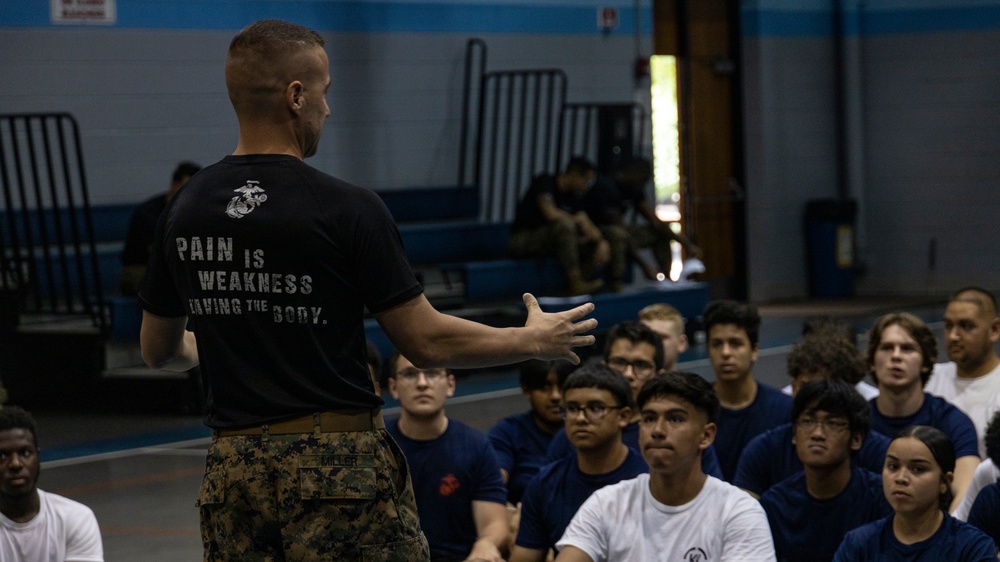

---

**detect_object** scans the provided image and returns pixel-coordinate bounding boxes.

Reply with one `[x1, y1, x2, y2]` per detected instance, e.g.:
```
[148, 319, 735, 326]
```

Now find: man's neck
[397, 411, 449, 441]
[714, 375, 757, 410]
[531, 413, 562, 436]
[577, 440, 629, 475]
[875, 385, 925, 417]
[804, 461, 852, 500]
[647, 461, 707, 506]
[0, 490, 40, 524]
[957, 354, 1000, 380]
[232, 118, 303, 160]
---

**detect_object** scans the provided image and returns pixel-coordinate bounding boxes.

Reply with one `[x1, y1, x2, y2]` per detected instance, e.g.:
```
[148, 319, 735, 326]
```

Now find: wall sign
[51, 0, 116, 25]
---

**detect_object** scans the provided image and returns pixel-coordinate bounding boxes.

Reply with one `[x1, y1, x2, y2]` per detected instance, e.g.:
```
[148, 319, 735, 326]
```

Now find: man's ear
[677, 333, 689, 354]
[700, 422, 717, 450]
[286, 81, 304, 112]
[618, 406, 632, 428]
[388, 377, 400, 400]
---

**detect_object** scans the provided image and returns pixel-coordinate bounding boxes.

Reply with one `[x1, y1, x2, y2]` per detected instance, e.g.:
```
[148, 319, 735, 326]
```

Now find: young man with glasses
[546, 321, 722, 476]
[510, 363, 647, 562]
[555, 371, 775, 561]
[705, 299, 792, 481]
[759, 378, 891, 562]
[386, 351, 509, 562]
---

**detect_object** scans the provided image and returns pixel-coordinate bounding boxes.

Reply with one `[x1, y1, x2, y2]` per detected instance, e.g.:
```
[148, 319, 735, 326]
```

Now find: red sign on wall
[598, 7, 619, 31]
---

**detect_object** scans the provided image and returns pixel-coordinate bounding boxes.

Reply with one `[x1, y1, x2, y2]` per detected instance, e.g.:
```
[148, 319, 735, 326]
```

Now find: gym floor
[32, 296, 949, 560]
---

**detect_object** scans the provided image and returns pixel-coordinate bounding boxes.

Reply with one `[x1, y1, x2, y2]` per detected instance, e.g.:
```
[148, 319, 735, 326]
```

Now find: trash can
[804, 199, 856, 298]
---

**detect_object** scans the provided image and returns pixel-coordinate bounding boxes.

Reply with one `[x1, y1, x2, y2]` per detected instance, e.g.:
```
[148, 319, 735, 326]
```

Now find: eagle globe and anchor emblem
[226, 180, 267, 218]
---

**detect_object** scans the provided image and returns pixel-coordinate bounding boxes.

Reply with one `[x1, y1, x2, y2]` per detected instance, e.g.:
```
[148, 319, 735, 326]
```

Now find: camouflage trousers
[198, 427, 430, 561]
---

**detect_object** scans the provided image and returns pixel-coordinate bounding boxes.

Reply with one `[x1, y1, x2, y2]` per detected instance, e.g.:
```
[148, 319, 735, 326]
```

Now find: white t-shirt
[556, 474, 776, 562]
[0, 489, 104, 562]
[954, 458, 1000, 521]
[926, 361, 1000, 457]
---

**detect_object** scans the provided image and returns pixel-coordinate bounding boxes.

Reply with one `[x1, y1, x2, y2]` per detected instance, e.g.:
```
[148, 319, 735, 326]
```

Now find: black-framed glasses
[606, 357, 656, 379]
[561, 401, 622, 422]
[796, 417, 850, 433]
[396, 368, 448, 383]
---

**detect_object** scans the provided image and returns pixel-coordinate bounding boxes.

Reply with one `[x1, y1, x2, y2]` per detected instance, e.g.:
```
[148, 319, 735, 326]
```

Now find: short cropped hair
[951, 286, 999, 318]
[636, 371, 718, 424]
[792, 378, 871, 442]
[604, 321, 665, 370]
[703, 300, 761, 347]
[563, 363, 634, 409]
[519, 359, 576, 391]
[894, 425, 956, 512]
[787, 335, 867, 385]
[172, 162, 201, 183]
[864, 312, 937, 385]
[802, 316, 856, 344]
[564, 156, 596, 177]
[638, 303, 685, 328]
[226, 20, 325, 113]
[0, 406, 38, 445]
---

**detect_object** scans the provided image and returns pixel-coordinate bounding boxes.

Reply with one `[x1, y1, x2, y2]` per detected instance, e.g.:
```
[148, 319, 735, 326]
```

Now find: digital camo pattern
[198, 428, 430, 561]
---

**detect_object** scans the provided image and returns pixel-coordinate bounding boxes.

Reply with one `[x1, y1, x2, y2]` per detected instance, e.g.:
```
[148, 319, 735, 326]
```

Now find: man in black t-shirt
[510, 157, 608, 296]
[139, 19, 598, 562]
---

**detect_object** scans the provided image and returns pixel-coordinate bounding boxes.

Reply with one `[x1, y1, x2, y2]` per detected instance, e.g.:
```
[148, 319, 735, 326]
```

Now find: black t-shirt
[512, 174, 584, 231]
[583, 176, 645, 226]
[139, 154, 422, 427]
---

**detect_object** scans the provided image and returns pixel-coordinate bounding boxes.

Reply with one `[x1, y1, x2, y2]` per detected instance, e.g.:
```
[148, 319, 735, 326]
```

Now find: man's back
[0, 490, 103, 562]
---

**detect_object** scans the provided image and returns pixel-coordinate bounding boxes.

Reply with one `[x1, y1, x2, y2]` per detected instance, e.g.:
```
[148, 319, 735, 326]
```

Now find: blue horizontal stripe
[1, 0, 651, 34]
[40, 424, 211, 463]
[744, 5, 1000, 37]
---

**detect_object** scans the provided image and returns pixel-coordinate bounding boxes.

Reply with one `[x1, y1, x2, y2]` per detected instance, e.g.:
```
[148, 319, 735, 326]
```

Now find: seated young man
[760, 379, 892, 562]
[555, 372, 775, 561]
[510, 364, 647, 562]
[488, 359, 576, 505]
[705, 300, 792, 481]
[545, 321, 722, 478]
[955, 410, 1000, 520]
[734, 334, 891, 497]
[865, 312, 981, 511]
[386, 351, 509, 562]
[638, 303, 689, 372]
[780, 316, 879, 400]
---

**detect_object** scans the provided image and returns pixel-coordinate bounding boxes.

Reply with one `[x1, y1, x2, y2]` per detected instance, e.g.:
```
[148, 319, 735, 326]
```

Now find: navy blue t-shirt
[715, 381, 793, 481]
[760, 466, 892, 562]
[869, 393, 980, 459]
[733, 423, 890, 496]
[515, 447, 648, 553]
[487, 411, 558, 504]
[833, 514, 997, 561]
[386, 418, 508, 561]
[544, 421, 724, 479]
[968, 482, 1000, 549]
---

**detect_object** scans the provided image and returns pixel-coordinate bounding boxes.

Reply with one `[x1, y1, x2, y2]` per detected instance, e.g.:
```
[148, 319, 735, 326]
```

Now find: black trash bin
[804, 199, 856, 298]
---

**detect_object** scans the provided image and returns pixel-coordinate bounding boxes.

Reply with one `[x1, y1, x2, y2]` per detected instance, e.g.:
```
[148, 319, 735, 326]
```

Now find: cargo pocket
[298, 454, 377, 500]
[361, 535, 431, 562]
[196, 470, 227, 558]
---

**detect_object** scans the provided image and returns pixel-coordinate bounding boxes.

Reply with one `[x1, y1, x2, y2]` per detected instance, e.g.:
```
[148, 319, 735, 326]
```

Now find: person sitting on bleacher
[488, 359, 577, 506]
[386, 351, 509, 562]
[584, 158, 701, 290]
[509, 157, 607, 296]
[119, 161, 200, 295]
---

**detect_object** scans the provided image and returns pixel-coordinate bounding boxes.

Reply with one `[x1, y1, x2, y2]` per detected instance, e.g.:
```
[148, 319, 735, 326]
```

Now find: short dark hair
[951, 286, 999, 318]
[802, 316, 856, 344]
[519, 359, 576, 391]
[985, 410, 1000, 466]
[172, 161, 201, 183]
[564, 156, 596, 177]
[787, 334, 867, 385]
[636, 371, 718, 424]
[864, 312, 937, 385]
[792, 378, 870, 443]
[563, 363, 634, 409]
[703, 300, 760, 347]
[604, 321, 664, 370]
[0, 406, 38, 445]
[894, 425, 956, 512]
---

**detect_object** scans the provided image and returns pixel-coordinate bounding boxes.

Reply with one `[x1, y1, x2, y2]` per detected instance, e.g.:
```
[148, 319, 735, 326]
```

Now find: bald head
[225, 19, 326, 118]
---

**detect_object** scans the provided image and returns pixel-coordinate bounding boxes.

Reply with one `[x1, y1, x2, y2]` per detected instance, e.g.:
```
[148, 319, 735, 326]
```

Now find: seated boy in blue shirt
[386, 351, 509, 562]
[510, 363, 647, 562]
[760, 378, 892, 562]
[489, 359, 576, 505]
[734, 334, 890, 497]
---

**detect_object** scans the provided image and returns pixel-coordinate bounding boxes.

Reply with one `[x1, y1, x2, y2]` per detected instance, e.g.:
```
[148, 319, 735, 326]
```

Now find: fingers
[522, 292, 538, 312]
[564, 301, 596, 320]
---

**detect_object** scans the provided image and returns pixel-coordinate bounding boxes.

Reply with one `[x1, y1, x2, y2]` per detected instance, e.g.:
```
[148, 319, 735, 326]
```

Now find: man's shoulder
[756, 381, 793, 403]
[38, 489, 97, 521]
[488, 411, 534, 437]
